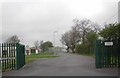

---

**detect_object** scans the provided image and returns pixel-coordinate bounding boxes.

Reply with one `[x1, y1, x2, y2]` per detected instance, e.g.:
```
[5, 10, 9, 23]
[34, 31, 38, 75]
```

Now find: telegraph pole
[53, 31, 58, 55]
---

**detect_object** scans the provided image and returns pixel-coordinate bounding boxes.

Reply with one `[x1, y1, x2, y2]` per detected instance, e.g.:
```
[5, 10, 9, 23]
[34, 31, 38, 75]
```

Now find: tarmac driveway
[3, 53, 118, 76]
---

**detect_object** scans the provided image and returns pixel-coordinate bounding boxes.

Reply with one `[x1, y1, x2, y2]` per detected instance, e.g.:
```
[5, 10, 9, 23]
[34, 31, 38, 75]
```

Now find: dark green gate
[95, 38, 120, 68]
[1, 43, 25, 71]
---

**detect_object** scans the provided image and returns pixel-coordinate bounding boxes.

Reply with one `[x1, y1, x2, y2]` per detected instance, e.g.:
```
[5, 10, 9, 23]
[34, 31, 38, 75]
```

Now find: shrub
[75, 44, 94, 55]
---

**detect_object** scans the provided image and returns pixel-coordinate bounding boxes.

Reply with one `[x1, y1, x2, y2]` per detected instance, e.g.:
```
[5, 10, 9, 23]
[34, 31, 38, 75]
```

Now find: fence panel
[1, 43, 16, 71]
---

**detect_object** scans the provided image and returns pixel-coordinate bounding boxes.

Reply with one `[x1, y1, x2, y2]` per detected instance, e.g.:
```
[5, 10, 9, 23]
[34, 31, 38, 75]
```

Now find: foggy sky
[1, 0, 119, 47]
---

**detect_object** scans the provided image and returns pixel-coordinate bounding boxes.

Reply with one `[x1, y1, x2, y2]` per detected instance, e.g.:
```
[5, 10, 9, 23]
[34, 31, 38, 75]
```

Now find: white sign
[105, 42, 113, 46]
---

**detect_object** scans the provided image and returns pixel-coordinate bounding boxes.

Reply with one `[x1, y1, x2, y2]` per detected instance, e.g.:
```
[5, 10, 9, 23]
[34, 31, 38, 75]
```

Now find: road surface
[3, 53, 118, 76]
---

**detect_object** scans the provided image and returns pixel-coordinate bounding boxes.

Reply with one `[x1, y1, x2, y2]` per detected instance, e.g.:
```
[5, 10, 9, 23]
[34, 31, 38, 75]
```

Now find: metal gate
[0, 43, 25, 71]
[95, 38, 120, 68]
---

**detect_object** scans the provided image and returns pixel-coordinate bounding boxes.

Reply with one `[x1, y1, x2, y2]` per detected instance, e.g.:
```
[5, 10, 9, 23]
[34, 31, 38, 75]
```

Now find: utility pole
[53, 31, 58, 55]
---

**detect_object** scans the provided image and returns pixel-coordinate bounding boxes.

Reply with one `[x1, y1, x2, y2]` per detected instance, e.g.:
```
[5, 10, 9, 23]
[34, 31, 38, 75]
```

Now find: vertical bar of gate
[10, 43, 12, 70]
[101, 40, 104, 68]
[7, 43, 10, 69]
[110, 40, 112, 67]
[2, 43, 4, 71]
[99, 40, 102, 68]
[1, 43, 3, 71]
[116, 38, 119, 68]
[116, 38, 119, 67]
[4, 43, 6, 70]
[116, 39, 118, 67]
[16, 43, 19, 70]
[11, 44, 13, 70]
[104, 40, 109, 67]
[118, 38, 119, 68]
[3, 43, 5, 70]
[11, 43, 14, 70]
[23, 45, 25, 66]
[13, 43, 15, 69]
[95, 40, 101, 68]
[107, 40, 110, 67]
[113, 39, 116, 67]
[3, 43, 5, 71]
[9, 43, 11, 70]
[95, 40, 98, 68]
[0, 43, 2, 70]
[5, 43, 7, 70]
[6, 43, 8, 70]
[98, 40, 102, 68]
[104, 41, 106, 68]
[101, 41, 103, 68]
[0, 43, 1, 71]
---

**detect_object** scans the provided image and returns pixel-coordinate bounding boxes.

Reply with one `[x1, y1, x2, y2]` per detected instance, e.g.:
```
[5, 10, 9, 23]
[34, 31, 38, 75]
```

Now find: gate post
[95, 40, 99, 68]
[16, 43, 20, 70]
[16, 43, 25, 70]
[95, 40, 102, 68]
[117, 37, 120, 76]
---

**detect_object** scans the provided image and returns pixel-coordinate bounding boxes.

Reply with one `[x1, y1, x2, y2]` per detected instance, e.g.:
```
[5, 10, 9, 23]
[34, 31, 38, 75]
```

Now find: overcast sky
[0, 0, 119, 47]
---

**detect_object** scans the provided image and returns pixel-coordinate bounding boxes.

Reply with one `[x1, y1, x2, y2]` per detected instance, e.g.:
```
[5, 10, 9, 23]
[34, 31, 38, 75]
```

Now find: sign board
[105, 42, 113, 46]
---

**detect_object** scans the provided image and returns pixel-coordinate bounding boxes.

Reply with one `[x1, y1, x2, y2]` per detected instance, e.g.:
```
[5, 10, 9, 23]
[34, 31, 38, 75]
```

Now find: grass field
[25, 52, 58, 63]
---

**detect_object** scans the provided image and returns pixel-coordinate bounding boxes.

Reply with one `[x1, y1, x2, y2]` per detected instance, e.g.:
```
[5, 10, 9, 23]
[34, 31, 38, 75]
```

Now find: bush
[75, 44, 94, 55]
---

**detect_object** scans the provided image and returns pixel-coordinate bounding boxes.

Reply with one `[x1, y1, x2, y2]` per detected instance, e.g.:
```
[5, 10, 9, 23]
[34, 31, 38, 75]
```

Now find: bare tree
[73, 19, 100, 44]
[39, 40, 44, 51]
[5, 35, 20, 43]
[61, 19, 100, 53]
[61, 28, 80, 53]
[61, 31, 71, 52]
[69, 27, 80, 53]
[34, 41, 39, 49]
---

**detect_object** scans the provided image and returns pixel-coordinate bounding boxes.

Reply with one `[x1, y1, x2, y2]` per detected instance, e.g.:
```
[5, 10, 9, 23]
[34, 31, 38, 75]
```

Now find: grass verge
[25, 52, 58, 63]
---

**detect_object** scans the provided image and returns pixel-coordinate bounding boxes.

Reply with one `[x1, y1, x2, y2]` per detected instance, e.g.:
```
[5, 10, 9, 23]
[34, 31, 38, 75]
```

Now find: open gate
[0, 43, 25, 71]
[95, 38, 120, 68]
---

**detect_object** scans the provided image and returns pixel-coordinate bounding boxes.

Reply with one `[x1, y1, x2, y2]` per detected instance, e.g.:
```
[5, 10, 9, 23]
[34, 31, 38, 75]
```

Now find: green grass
[37, 52, 54, 55]
[25, 52, 58, 63]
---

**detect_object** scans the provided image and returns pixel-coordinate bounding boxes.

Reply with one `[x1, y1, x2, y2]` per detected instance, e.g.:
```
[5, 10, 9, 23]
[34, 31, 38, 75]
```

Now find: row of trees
[99, 23, 120, 39]
[61, 19, 120, 55]
[4, 35, 53, 52]
[5, 35, 20, 43]
[34, 40, 53, 52]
